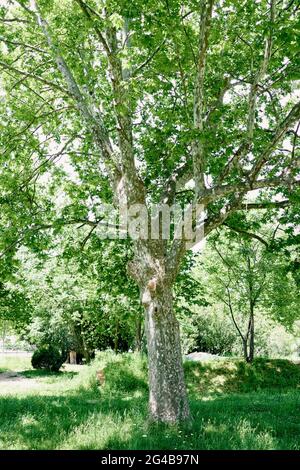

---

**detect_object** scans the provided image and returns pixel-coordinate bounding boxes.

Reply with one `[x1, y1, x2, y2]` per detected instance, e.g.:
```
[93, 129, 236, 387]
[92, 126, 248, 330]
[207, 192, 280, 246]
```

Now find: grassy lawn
[0, 354, 32, 373]
[0, 352, 300, 450]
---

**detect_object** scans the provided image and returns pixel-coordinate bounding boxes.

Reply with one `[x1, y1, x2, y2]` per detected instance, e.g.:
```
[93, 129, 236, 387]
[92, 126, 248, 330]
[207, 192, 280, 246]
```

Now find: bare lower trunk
[129, 240, 191, 424]
[114, 322, 119, 353]
[243, 319, 254, 363]
[242, 339, 248, 362]
[142, 282, 190, 423]
[248, 313, 254, 363]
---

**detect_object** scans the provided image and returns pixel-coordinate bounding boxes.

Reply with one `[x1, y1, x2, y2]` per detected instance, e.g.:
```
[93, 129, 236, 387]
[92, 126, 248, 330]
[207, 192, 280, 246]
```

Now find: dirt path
[0, 364, 81, 395]
[0, 371, 40, 394]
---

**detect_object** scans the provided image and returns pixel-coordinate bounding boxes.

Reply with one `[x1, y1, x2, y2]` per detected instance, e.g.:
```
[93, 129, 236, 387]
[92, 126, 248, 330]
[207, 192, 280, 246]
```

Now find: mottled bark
[128, 242, 190, 423]
[128, 240, 190, 423]
[142, 282, 190, 423]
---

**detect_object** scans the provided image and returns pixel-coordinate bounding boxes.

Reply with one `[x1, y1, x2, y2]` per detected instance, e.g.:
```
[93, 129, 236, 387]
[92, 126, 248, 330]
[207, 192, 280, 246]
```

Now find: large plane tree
[0, 0, 299, 422]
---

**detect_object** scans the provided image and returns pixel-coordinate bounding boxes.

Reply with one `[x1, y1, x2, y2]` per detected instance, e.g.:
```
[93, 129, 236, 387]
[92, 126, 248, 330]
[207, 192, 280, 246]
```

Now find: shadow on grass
[0, 386, 147, 450]
[103, 363, 148, 393]
[102, 388, 300, 451]
[184, 358, 300, 396]
[1, 357, 300, 450]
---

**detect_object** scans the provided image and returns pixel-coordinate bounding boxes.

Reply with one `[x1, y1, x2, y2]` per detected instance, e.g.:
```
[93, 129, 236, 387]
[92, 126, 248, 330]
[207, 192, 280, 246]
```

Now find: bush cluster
[31, 345, 64, 372]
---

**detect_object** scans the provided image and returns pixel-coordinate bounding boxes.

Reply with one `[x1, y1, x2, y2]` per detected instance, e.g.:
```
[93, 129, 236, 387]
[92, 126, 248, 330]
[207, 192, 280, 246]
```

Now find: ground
[0, 352, 300, 450]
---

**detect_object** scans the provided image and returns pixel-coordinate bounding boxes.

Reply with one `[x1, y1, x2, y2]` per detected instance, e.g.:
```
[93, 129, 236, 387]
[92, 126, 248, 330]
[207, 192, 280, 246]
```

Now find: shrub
[31, 345, 64, 372]
[95, 352, 148, 393]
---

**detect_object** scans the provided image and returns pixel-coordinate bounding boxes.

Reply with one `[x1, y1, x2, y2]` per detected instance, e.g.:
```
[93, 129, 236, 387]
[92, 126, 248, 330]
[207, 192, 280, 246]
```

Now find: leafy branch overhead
[0, 2, 299, 230]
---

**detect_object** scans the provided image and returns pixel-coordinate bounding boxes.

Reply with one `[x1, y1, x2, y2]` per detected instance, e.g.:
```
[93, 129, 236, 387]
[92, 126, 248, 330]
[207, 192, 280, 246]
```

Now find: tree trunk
[242, 339, 249, 362]
[69, 350, 77, 365]
[248, 313, 254, 363]
[128, 239, 191, 424]
[141, 280, 190, 423]
[114, 322, 119, 354]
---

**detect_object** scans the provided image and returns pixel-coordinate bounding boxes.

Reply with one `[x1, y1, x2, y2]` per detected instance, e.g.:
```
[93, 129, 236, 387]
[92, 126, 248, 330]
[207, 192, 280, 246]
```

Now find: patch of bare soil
[0, 371, 40, 394]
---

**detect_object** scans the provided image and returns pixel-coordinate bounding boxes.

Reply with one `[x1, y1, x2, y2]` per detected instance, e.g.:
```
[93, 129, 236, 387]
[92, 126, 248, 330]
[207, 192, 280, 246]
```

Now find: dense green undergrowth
[0, 352, 300, 450]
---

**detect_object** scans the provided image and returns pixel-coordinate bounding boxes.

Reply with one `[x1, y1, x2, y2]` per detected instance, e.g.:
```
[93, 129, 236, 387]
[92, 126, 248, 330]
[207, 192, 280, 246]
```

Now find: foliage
[0, 0, 299, 272]
[16, 233, 141, 355]
[180, 302, 298, 358]
[0, 283, 31, 331]
[191, 222, 300, 360]
[17, 232, 203, 356]
[181, 305, 238, 356]
[31, 345, 65, 372]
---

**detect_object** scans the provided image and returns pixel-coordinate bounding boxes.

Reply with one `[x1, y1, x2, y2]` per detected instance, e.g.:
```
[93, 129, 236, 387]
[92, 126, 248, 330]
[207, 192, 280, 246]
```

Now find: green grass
[0, 352, 300, 450]
[0, 353, 33, 372]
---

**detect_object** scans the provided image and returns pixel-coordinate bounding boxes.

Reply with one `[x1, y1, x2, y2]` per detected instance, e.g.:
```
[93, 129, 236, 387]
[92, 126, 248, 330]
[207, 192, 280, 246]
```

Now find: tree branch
[241, 200, 290, 210]
[30, 0, 120, 183]
[192, 0, 214, 196]
[132, 38, 167, 76]
[249, 101, 300, 181]
[74, 0, 111, 56]
[0, 60, 71, 96]
[0, 36, 48, 54]
[20, 135, 78, 189]
[201, 175, 300, 206]
[223, 222, 269, 248]
[0, 217, 102, 260]
[226, 286, 246, 343]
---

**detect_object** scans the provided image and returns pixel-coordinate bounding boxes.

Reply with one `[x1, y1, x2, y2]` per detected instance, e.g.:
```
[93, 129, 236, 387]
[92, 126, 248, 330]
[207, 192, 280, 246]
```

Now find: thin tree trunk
[248, 310, 254, 363]
[114, 322, 119, 354]
[242, 339, 249, 362]
[73, 322, 92, 363]
[247, 255, 255, 364]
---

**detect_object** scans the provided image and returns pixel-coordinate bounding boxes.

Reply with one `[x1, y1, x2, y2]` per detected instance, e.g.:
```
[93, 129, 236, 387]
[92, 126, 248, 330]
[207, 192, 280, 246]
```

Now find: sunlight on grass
[20, 414, 39, 426]
[60, 413, 138, 450]
[0, 354, 32, 372]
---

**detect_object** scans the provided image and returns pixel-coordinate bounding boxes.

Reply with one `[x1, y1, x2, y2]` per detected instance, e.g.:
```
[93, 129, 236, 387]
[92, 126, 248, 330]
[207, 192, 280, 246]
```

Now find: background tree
[17, 231, 142, 358]
[206, 236, 270, 362]
[197, 218, 300, 361]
